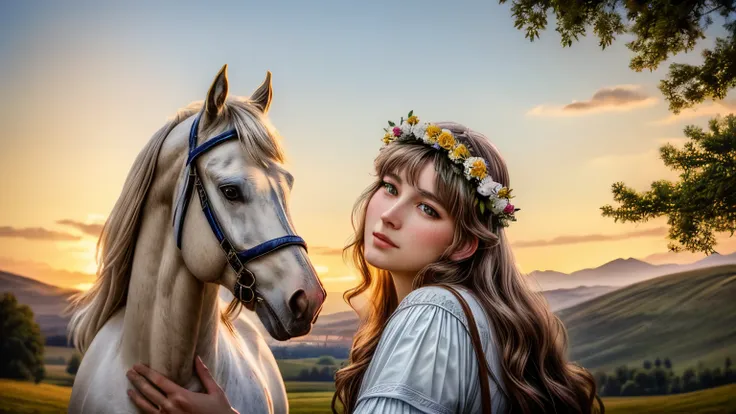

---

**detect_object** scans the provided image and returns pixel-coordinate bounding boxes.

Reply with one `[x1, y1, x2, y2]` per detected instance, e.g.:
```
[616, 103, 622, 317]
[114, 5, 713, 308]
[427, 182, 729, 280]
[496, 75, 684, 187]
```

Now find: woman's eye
[419, 204, 439, 218]
[220, 185, 241, 201]
[382, 181, 398, 196]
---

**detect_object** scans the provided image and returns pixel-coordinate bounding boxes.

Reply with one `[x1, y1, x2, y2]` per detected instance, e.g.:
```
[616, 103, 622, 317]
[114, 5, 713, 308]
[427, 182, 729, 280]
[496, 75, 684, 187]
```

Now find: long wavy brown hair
[331, 122, 604, 413]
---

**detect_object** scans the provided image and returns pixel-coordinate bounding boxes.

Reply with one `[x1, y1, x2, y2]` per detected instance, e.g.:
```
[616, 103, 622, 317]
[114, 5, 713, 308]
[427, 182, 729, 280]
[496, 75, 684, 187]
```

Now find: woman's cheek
[408, 220, 454, 252]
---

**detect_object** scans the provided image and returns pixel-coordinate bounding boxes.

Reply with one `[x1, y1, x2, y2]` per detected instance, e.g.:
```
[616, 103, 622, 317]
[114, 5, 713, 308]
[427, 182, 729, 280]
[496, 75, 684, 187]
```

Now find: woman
[126, 112, 604, 413]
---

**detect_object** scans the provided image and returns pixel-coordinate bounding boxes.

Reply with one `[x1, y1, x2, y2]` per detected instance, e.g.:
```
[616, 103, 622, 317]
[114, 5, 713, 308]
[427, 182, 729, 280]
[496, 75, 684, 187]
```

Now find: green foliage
[600, 115, 736, 254]
[498, 0, 736, 114]
[66, 354, 81, 376]
[596, 356, 736, 397]
[0, 293, 45, 383]
[316, 356, 336, 366]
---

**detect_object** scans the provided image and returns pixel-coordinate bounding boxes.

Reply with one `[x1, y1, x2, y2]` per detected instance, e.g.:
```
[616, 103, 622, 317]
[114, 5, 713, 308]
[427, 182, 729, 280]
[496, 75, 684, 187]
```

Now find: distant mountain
[0, 270, 79, 338]
[527, 252, 736, 290]
[560, 263, 736, 373]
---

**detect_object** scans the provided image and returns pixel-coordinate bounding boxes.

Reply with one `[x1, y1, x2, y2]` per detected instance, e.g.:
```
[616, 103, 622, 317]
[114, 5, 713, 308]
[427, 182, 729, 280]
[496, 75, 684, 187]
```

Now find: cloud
[310, 246, 344, 256]
[528, 85, 657, 117]
[56, 219, 104, 237]
[652, 100, 736, 125]
[512, 227, 668, 248]
[0, 226, 81, 241]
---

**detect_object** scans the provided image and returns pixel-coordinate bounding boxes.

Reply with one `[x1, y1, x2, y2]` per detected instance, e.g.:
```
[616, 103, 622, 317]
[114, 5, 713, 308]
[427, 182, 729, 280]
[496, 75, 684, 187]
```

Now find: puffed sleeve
[353, 290, 483, 414]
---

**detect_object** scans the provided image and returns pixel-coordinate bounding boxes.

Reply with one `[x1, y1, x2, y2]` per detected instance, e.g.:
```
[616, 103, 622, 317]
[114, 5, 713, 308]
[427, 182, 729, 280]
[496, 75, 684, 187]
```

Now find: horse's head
[173, 65, 325, 340]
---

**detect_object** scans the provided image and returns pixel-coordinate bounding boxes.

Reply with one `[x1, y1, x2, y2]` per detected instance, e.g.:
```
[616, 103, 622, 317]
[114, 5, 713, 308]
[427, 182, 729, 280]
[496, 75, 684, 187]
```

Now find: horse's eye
[220, 185, 241, 201]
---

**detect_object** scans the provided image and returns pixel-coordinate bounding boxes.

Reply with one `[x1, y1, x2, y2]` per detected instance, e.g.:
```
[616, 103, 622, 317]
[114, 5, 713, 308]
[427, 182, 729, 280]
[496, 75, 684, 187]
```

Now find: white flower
[411, 121, 428, 140]
[477, 177, 502, 197]
[400, 121, 412, 137]
[491, 197, 509, 215]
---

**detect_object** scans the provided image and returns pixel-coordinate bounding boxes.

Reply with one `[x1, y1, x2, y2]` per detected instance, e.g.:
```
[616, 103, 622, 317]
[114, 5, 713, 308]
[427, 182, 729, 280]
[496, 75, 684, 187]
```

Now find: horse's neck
[121, 205, 220, 388]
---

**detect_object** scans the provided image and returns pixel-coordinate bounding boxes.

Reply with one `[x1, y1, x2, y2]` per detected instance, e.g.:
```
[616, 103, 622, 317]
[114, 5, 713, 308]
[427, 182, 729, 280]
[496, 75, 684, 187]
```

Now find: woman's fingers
[195, 355, 223, 395]
[126, 368, 168, 408]
[127, 387, 161, 414]
[132, 363, 181, 395]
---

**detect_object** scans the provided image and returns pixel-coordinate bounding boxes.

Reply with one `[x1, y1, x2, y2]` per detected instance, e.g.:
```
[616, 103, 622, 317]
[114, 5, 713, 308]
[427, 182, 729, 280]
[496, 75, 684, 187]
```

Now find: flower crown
[381, 110, 519, 228]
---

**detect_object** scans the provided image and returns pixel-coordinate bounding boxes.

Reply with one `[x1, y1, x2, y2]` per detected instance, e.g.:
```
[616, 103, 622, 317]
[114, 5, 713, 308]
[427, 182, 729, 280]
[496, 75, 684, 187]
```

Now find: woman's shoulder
[356, 285, 505, 413]
[395, 285, 492, 343]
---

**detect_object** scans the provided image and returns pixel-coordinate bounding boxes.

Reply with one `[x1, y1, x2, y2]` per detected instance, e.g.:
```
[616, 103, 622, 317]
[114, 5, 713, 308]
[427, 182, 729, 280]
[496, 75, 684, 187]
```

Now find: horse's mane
[67, 97, 287, 354]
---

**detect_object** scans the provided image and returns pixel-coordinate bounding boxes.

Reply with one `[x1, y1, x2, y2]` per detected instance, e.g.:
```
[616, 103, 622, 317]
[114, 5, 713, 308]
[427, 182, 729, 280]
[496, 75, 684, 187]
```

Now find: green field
[43, 364, 75, 387]
[2, 378, 734, 413]
[560, 264, 736, 374]
[602, 383, 736, 413]
[0, 379, 71, 414]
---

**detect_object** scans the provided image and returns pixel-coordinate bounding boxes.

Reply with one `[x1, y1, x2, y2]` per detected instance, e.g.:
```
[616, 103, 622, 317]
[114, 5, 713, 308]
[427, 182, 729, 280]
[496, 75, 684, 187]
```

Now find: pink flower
[503, 204, 515, 214]
[392, 126, 402, 137]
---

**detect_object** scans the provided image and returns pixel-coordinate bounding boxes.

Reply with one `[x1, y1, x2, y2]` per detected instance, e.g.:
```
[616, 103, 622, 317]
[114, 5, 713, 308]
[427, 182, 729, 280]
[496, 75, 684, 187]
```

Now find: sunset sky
[1, 1, 735, 294]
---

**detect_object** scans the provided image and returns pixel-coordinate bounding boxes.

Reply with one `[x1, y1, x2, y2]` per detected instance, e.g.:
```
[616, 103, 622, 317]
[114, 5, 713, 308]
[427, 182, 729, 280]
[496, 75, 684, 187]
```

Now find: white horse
[67, 65, 326, 414]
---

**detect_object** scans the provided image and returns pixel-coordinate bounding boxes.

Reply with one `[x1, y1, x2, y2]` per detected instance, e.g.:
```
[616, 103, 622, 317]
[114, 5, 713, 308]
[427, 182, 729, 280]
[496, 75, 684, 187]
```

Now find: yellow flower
[426, 125, 442, 141]
[382, 133, 393, 144]
[497, 187, 514, 199]
[450, 144, 470, 161]
[437, 131, 456, 150]
[470, 159, 487, 180]
[407, 115, 419, 125]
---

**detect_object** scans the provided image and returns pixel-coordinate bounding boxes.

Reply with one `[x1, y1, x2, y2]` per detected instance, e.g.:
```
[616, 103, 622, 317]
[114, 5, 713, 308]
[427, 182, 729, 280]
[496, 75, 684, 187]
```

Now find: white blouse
[354, 286, 508, 414]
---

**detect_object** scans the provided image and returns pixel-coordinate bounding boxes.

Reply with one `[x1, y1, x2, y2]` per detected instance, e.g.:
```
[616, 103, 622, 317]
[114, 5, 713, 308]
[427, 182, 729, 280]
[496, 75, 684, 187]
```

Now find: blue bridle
[173, 112, 308, 305]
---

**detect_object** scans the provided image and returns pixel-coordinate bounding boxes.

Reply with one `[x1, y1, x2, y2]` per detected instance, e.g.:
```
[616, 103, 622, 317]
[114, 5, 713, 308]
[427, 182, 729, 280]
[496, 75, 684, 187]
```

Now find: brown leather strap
[438, 284, 493, 414]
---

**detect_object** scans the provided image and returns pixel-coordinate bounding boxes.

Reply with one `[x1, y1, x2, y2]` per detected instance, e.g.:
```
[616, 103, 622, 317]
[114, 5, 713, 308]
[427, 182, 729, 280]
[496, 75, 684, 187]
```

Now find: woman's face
[364, 162, 456, 277]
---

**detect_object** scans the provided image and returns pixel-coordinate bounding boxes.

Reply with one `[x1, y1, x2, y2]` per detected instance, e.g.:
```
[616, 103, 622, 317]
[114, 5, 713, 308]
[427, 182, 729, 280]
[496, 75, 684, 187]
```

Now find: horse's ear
[249, 71, 273, 114]
[205, 64, 229, 118]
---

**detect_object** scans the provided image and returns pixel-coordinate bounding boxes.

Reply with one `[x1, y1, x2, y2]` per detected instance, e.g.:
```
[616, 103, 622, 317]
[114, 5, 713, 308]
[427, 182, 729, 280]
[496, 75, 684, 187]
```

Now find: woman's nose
[380, 203, 402, 229]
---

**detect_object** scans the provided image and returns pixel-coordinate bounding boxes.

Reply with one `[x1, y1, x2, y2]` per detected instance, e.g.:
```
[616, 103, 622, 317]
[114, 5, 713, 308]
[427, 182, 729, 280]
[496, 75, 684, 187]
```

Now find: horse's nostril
[289, 289, 308, 321]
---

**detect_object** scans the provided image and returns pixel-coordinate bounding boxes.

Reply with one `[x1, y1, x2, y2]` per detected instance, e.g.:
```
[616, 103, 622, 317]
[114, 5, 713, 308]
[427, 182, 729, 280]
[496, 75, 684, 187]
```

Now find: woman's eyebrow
[385, 172, 402, 183]
[417, 187, 443, 207]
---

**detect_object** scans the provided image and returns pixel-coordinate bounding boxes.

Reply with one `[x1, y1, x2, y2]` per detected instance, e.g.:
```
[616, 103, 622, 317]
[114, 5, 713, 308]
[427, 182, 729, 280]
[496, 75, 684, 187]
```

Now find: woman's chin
[365, 249, 395, 272]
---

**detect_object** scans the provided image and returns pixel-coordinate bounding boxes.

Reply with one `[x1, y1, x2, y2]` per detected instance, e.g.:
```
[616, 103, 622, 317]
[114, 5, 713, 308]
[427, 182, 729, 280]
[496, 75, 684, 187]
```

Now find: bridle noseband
[173, 112, 308, 306]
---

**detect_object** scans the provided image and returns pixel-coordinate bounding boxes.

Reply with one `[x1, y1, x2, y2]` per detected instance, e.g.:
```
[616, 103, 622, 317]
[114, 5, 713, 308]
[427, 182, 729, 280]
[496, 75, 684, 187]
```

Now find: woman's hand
[126, 355, 238, 414]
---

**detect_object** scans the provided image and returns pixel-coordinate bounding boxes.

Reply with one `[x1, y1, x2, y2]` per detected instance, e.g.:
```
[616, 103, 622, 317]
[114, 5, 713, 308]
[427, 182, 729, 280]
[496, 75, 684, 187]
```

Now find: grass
[4, 377, 734, 414]
[0, 379, 71, 414]
[42, 365, 75, 387]
[602, 383, 736, 413]
[559, 264, 736, 374]
[284, 381, 336, 393]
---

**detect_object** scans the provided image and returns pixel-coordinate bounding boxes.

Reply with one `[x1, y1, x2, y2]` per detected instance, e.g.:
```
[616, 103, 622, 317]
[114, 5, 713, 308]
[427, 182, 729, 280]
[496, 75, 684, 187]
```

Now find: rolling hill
[0, 270, 79, 337]
[560, 263, 736, 373]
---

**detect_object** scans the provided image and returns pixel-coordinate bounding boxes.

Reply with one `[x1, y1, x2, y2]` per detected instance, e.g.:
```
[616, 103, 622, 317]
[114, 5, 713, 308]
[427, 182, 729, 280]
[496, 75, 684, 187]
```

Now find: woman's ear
[450, 237, 478, 261]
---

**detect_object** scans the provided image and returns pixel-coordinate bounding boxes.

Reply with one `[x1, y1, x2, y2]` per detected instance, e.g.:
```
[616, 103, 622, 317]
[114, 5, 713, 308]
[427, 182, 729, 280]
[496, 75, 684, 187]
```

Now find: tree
[316, 356, 337, 366]
[643, 360, 653, 370]
[602, 376, 621, 396]
[670, 376, 683, 394]
[655, 358, 662, 368]
[66, 353, 81, 375]
[683, 368, 699, 392]
[665, 358, 673, 370]
[499, 1, 736, 254]
[620, 380, 640, 396]
[0, 293, 46, 383]
[600, 115, 736, 254]
[498, 0, 736, 114]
